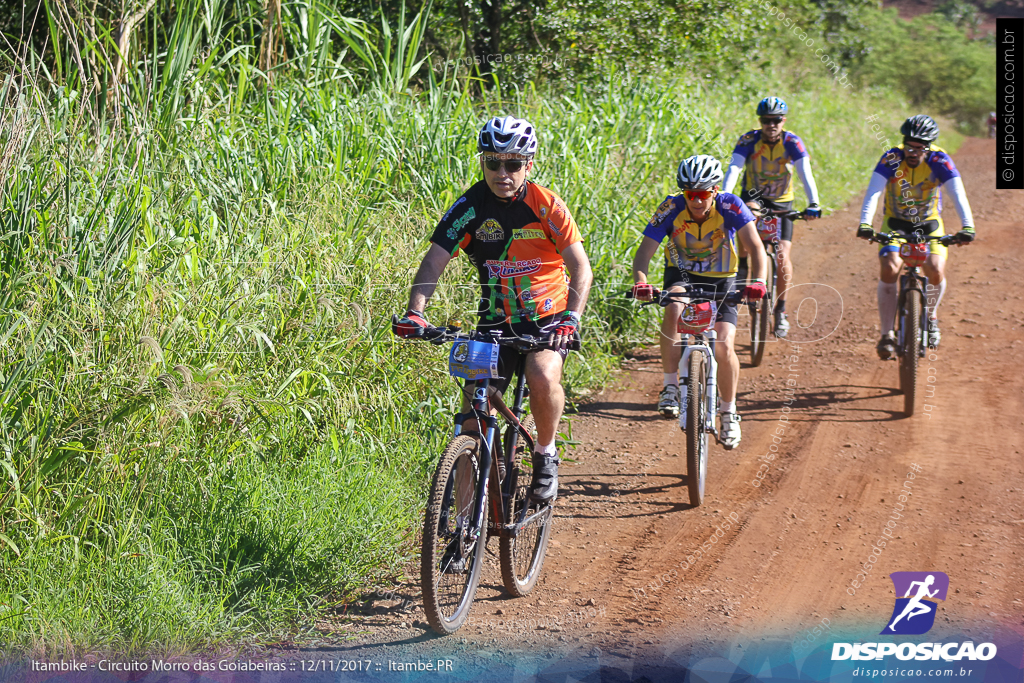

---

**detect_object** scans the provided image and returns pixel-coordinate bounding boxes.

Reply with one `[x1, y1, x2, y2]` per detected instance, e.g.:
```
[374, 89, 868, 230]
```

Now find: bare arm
[562, 241, 593, 315]
[407, 243, 453, 312]
[631, 236, 662, 284]
[736, 222, 767, 282]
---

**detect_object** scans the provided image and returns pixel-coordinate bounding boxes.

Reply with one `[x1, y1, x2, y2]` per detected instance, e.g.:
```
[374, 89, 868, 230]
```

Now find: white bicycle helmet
[676, 155, 724, 190]
[478, 115, 539, 156]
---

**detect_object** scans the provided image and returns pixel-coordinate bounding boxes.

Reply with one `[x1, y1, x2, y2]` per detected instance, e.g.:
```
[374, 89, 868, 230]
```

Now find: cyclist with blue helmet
[723, 96, 821, 338]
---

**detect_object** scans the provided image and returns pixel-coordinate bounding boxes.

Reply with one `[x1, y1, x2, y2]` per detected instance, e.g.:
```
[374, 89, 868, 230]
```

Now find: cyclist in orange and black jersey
[394, 115, 593, 507]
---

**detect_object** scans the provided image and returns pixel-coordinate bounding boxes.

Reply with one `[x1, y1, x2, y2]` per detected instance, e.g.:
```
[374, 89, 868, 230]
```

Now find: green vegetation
[0, 0, 991, 655]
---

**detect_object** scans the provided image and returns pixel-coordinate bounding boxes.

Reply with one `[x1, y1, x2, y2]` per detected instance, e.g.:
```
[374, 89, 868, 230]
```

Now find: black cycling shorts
[742, 192, 795, 242]
[662, 266, 739, 327]
[474, 314, 570, 394]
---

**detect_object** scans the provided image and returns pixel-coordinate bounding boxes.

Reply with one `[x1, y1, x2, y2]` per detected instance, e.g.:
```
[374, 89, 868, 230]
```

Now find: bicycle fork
[897, 274, 927, 358]
[678, 335, 719, 436]
[451, 382, 499, 544]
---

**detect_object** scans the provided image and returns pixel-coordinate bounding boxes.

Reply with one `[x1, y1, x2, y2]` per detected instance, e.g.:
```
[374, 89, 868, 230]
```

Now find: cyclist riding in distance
[722, 96, 822, 338]
[631, 155, 768, 449]
[857, 114, 975, 359]
[393, 115, 594, 504]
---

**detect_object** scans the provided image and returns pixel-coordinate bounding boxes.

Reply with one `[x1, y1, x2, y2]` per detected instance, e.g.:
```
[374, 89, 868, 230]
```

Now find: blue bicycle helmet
[757, 97, 788, 117]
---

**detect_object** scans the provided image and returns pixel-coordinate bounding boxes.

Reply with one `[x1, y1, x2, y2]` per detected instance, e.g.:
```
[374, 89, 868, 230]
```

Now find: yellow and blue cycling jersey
[642, 192, 755, 278]
[733, 130, 809, 202]
[874, 144, 959, 224]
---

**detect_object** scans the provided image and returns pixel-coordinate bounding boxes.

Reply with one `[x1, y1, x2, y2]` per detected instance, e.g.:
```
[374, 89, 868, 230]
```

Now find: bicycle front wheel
[499, 415, 552, 597]
[750, 254, 776, 366]
[686, 350, 708, 507]
[749, 299, 764, 367]
[421, 435, 488, 634]
[899, 288, 922, 417]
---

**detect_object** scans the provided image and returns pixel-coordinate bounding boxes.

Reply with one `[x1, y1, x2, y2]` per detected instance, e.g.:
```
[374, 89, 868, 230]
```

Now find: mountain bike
[747, 208, 808, 366]
[396, 321, 578, 634]
[629, 284, 745, 506]
[867, 231, 959, 416]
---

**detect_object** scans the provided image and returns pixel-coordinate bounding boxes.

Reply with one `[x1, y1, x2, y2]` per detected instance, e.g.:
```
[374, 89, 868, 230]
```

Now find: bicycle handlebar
[626, 285, 745, 307]
[393, 316, 581, 352]
[867, 231, 960, 247]
[758, 208, 809, 221]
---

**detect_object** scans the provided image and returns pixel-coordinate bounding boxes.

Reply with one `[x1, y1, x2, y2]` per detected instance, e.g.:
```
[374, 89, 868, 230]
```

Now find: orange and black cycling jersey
[430, 180, 583, 325]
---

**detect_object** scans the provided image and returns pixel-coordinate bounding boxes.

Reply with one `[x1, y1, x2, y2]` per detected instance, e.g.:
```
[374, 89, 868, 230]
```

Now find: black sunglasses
[760, 116, 784, 124]
[483, 157, 527, 173]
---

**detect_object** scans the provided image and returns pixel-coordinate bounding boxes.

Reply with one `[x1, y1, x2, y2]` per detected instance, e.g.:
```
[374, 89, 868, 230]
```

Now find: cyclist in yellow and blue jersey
[723, 97, 821, 339]
[857, 115, 975, 359]
[631, 155, 768, 450]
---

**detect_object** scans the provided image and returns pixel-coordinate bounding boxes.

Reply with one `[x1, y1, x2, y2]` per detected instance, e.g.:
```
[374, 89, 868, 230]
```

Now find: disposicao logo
[882, 571, 948, 635]
[830, 571, 997, 663]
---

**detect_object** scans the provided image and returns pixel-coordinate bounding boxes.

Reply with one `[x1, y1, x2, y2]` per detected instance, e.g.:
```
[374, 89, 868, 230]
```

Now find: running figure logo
[881, 572, 949, 635]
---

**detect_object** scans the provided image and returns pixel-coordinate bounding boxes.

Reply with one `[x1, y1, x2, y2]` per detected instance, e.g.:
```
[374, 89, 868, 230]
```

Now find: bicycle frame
[632, 286, 742, 442]
[449, 351, 539, 544]
[869, 230, 954, 359]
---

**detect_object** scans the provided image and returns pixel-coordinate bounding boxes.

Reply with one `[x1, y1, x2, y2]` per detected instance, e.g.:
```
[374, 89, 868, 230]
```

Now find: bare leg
[525, 350, 565, 448]
[714, 322, 739, 403]
[923, 253, 947, 319]
[660, 300, 684, 374]
[776, 239, 793, 305]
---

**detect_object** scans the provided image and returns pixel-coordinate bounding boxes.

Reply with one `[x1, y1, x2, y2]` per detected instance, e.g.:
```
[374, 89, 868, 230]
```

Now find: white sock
[720, 400, 736, 415]
[878, 280, 898, 335]
[663, 373, 678, 386]
[926, 279, 946, 319]
[536, 442, 557, 457]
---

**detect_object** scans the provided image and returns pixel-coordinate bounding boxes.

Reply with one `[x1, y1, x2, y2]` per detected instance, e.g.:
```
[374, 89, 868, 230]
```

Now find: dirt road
[330, 137, 1023, 669]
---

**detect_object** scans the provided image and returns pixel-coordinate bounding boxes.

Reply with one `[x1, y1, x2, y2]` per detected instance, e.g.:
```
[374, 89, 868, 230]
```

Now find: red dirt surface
[333, 138, 1024, 661]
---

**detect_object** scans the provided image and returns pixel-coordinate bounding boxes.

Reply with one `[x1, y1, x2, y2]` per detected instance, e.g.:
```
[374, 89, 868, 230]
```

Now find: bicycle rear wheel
[499, 415, 552, 597]
[421, 435, 488, 634]
[899, 288, 922, 417]
[686, 350, 708, 507]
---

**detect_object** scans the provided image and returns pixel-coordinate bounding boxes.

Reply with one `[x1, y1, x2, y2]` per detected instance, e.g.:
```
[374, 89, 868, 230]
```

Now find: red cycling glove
[550, 310, 580, 337]
[742, 280, 767, 301]
[631, 282, 654, 301]
[393, 309, 429, 338]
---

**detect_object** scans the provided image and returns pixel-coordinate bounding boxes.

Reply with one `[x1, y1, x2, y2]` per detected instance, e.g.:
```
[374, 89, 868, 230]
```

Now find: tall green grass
[1, 33, 912, 652]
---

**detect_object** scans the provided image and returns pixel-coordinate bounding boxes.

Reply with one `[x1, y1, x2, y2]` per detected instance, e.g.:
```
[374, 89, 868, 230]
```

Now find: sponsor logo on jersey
[513, 228, 546, 240]
[738, 130, 757, 145]
[519, 285, 547, 303]
[542, 298, 553, 312]
[650, 198, 676, 226]
[484, 258, 542, 280]
[475, 218, 503, 242]
[442, 196, 466, 222]
[451, 206, 476, 232]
